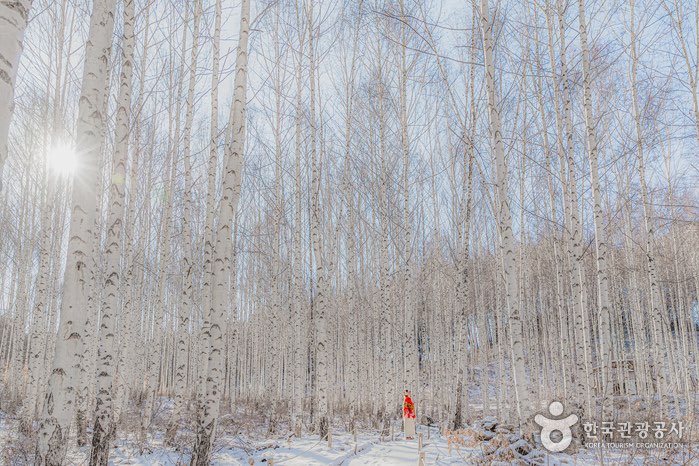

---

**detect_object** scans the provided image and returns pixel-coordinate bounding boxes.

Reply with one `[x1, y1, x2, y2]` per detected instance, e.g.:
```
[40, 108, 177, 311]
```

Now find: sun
[48, 143, 78, 176]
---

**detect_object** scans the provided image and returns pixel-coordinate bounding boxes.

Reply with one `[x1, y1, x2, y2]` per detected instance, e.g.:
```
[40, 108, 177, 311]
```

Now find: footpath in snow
[214, 426, 470, 466]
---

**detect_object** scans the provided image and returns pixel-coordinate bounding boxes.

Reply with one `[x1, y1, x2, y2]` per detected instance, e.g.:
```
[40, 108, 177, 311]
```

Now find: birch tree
[0, 0, 33, 190]
[89, 0, 134, 462]
[35, 0, 116, 463]
[191, 0, 250, 462]
[291, 0, 307, 434]
[165, 0, 202, 443]
[576, 0, 615, 417]
[478, 0, 531, 425]
[305, 0, 330, 441]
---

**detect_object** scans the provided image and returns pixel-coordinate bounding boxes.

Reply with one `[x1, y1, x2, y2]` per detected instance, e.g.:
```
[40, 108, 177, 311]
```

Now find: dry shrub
[463, 417, 545, 466]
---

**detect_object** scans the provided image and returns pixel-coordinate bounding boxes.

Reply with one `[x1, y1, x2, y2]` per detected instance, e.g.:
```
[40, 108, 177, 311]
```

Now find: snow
[2, 412, 696, 465]
[93, 429, 584, 465]
[342, 430, 467, 465]
[112, 426, 471, 465]
[106, 426, 697, 466]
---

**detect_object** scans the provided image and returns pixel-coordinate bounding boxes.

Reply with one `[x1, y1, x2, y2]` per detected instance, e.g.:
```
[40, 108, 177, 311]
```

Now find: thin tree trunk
[166, 0, 202, 443]
[576, 0, 614, 417]
[479, 0, 531, 426]
[191, 0, 249, 463]
[89, 0, 135, 463]
[36, 1, 116, 463]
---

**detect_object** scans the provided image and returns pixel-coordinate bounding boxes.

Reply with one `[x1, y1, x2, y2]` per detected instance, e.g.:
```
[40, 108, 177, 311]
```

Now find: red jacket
[403, 395, 416, 419]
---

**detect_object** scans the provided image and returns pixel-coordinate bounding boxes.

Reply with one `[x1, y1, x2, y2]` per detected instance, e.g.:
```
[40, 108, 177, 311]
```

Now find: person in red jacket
[403, 389, 416, 439]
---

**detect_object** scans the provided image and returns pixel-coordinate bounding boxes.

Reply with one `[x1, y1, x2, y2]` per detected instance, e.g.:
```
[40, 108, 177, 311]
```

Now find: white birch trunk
[36, 1, 116, 463]
[479, 0, 531, 425]
[628, 0, 667, 406]
[576, 0, 613, 416]
[191, 0, 249, 462]
[89, 0, 134, 462]
[166, 0, 202, 443]
[291, 0, 306, 432]
[0, 0, 33, 190]
[305, 0, 330, 440]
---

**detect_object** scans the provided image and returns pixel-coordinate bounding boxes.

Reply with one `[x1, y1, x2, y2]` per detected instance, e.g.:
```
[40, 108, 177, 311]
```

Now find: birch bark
[291, 0, 306, 434]
[0, 0, 33, 190]
[166, 0, 202, 443]
[305, 0, 330, 441]
[89, 0, 134, 462]
[36, 1, 116, 463]
[628, 0, 667, 405]
[191, 0, 249, 462]
[479, 0, 531, 425]
[576, 0, 613, 415]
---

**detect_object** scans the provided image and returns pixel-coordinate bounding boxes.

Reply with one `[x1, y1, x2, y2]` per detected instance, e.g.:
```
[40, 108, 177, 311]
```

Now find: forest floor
[113, 428, 696, 465]
[2, 411, 697, 465]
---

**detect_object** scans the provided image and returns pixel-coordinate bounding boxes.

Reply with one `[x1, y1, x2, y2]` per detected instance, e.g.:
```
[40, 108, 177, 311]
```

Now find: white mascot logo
[534, 401, 578, 452]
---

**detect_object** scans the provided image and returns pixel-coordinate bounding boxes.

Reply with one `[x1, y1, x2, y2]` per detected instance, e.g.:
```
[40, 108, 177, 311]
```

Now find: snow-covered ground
[98, 427, 699, 465]
[75, 426, 511, 465]
[2, 412, 696, 465]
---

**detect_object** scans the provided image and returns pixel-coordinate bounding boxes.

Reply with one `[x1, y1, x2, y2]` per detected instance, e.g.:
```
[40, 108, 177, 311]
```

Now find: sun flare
[48, 144, 78, 176]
